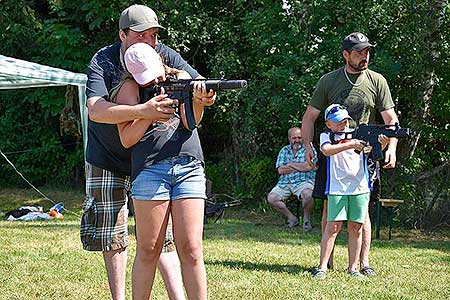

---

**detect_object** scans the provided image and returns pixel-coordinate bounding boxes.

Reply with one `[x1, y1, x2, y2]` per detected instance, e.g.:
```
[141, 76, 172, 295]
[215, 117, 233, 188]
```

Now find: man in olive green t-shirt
[301, 32, 400, 277]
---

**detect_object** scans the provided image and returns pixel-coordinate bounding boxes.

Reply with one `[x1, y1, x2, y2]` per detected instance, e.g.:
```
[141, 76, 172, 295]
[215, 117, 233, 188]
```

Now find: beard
[349, 59, 368, 72]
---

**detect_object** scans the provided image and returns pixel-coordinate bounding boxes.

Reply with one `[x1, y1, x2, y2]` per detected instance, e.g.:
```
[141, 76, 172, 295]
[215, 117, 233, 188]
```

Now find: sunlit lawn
[0, 187, 449, 300]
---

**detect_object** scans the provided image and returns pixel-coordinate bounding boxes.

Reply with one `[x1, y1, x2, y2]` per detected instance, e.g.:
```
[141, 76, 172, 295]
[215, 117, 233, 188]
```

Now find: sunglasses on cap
[325, 105, 347, 120]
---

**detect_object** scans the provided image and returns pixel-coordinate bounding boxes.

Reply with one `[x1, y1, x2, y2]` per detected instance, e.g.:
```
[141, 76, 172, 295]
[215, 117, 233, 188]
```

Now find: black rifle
[329, 123, 411, 161]
[141, 78, 248, 130]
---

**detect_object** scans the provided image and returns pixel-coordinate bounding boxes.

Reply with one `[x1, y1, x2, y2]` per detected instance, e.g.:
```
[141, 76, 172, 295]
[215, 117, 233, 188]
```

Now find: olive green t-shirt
[309, 66, 395, 126]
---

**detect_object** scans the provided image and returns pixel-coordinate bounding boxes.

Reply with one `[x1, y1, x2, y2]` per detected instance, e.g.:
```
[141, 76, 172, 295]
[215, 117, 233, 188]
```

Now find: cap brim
[352, 42, 373, 51]
[327, 111, 353, 123]
[129, 22, 165, 32]
[133, 69, 163, 86]
[328, 116, 352, 123]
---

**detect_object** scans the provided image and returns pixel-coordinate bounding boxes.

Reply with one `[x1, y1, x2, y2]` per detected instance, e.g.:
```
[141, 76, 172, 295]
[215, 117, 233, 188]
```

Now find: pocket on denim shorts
[190, 159, 205, 172]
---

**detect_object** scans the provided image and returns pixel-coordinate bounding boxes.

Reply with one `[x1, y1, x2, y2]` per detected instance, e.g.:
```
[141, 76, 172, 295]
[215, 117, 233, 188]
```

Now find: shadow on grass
[206, 258, 312, 275]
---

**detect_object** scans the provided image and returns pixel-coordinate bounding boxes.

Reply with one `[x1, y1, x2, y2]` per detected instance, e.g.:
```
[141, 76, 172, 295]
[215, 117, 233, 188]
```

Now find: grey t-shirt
[309, 66, 395, 126]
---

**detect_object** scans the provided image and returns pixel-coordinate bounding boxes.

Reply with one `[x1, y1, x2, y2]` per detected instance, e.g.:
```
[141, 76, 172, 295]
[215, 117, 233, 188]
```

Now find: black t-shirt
[85, 41, 200, 175]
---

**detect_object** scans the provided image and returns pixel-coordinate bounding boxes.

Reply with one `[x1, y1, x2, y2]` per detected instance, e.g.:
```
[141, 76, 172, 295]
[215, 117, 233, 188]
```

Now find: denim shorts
[132, 156, 206, 201]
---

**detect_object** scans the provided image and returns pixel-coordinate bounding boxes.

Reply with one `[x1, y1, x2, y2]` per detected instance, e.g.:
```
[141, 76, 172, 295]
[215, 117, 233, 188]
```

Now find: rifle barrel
[201, 80, 248, 91]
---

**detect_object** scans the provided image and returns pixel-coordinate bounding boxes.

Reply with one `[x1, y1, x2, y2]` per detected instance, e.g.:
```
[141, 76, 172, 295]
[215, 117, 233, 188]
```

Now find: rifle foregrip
[394, 128, 410, 138]
[182, 89, 197, 131]
[371, 143, 384, 161]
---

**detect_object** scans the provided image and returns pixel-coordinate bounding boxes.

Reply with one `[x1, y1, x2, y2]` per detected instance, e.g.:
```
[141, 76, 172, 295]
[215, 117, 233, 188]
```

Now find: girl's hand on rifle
[193, 80, 216, 107]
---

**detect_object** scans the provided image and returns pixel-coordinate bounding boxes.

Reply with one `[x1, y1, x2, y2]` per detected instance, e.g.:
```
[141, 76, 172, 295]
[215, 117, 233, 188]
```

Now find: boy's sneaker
[312, 268, 326, 280]
[303, 220, 312, 232]
[360, 266, 377, 277]
[348, 270, 365, 281]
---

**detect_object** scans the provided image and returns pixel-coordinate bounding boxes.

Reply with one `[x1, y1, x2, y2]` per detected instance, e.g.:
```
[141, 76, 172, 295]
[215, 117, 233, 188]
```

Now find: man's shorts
[81, 163, 175, 252]
[367, 157, 381, 202]
[313, 152, 381, 202]
[312, 152, 328, 200]
[327, 193, 370, 223]
[132, 156, 206, 201]
[269, 181, 314, 201]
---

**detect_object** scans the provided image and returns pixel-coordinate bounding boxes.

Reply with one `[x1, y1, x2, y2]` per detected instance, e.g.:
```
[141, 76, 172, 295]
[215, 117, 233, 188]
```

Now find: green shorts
[327, 193, 370, 223]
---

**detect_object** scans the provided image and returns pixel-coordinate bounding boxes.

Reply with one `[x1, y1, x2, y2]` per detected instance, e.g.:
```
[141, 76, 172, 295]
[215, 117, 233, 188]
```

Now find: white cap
[124, 43, 165, 85]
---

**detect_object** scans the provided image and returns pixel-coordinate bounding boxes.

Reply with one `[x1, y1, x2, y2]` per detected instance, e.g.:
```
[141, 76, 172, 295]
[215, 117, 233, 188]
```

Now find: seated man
[267, 127, 317, 230]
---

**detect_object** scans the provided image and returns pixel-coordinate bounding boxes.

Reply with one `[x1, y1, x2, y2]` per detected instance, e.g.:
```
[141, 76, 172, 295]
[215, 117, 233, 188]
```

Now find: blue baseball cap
[324, 104, 353, 123]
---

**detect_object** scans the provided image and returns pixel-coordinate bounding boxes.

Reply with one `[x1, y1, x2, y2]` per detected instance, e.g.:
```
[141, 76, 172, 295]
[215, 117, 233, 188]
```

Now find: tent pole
[77, 85, 88, 159]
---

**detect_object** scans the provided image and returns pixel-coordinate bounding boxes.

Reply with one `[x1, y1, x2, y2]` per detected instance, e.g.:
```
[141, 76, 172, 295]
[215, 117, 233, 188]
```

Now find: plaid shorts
[81, 163, 175, 252]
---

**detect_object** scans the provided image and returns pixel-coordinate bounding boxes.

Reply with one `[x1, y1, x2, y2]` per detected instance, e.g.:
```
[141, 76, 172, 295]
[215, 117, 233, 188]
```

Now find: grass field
[0, 187, 449, 300]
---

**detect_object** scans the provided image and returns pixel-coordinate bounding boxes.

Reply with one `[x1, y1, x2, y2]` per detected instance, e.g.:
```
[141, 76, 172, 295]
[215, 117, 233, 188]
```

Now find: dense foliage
[0, 0, 448, 228]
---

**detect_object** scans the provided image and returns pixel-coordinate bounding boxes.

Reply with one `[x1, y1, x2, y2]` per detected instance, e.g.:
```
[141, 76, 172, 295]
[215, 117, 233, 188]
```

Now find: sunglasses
[326, 105, 347, 119]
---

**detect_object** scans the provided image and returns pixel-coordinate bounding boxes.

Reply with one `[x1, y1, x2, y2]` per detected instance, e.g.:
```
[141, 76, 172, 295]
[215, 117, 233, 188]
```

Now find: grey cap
[119, 5, 165, 32]
[342, 32, 374, 51]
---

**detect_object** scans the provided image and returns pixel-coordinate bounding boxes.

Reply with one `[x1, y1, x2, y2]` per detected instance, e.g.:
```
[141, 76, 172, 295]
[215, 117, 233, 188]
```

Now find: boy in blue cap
[313, 104, 388, 280]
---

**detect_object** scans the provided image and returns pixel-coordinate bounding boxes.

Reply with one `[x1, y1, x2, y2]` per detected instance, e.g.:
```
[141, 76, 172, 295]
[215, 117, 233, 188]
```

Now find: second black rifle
[329, 123, 411, 161]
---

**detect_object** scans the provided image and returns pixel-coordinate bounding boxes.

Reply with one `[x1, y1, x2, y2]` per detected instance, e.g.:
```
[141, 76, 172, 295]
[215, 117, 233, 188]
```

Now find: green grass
[0, 188, 449, 300]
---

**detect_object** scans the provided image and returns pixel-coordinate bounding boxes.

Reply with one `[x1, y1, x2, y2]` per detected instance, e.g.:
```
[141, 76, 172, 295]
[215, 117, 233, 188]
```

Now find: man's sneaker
[287, 217, 299, 228]
[348, 270, 365, 281]
[312, 268, 326, 280]
[303, 220, 312, 232]
[327, 262, 334, 271]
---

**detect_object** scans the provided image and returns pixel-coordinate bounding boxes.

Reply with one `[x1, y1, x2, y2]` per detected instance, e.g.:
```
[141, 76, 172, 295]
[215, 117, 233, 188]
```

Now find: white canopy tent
[0, 54, 88, 152]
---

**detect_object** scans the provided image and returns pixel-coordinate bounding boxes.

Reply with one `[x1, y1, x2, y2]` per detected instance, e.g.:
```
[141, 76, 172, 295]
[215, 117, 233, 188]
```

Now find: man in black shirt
[81, 5, 215, 300]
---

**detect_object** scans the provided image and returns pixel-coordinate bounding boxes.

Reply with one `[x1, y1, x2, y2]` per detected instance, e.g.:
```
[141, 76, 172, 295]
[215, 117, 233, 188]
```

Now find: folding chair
[204, 179, 241, 223]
